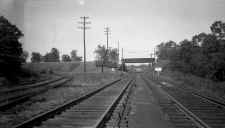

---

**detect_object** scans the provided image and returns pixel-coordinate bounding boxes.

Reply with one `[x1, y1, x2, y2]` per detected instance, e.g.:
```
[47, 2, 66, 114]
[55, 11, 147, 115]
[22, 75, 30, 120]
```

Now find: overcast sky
[0, 0, 225, 60]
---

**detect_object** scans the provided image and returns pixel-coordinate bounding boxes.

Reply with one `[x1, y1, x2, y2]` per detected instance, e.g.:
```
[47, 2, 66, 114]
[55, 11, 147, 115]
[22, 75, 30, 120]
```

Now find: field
[22, 61, 114, 74]
[0, 61, 115, 88]
[22, 62, 81, 74]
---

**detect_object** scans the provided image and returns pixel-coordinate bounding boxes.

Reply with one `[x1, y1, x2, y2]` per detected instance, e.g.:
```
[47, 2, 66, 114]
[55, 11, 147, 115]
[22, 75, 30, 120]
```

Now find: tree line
[157, 21, 225, 81]
[31, 49, 82, 63]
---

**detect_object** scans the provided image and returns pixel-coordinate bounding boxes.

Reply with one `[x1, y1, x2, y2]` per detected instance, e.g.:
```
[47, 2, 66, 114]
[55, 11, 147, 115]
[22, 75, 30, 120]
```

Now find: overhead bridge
[122, 58, 155, 63]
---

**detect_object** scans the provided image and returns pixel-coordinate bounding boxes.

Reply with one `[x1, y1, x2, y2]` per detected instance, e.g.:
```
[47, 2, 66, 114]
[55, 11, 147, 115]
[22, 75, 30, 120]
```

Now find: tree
[70, 50, 82, 61]
[43, 48, 60, 62]
[21, 50, 29, 63]
[109, 48, 119, 64]
[94, 45, 108, 67]
[210, 21, 225, 40]
[31, 52, 42, 63]
[62, 54, 71, 62]
[94, 45, 107, 62]
[201, 34, 225, 80]
[157, 41, 177, 60]
[50, 48, 60, 62]
[94, 45, 119, 68]
[192, 33, 207, 46]
[71, 50, 77, 61]
[156, 21, 225, 81]
[0, 16, 23, 77]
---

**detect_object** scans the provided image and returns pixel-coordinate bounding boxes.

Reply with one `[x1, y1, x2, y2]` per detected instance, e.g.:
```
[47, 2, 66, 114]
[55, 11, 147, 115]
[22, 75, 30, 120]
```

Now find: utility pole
[104, 27, 110, 49]
[78, 16, 91, 73]
[101, 27, 111, 72]
[154, 48, 157, 63]
[117, 41, 119, 64]
[121, 48, 124, 71]
[150, 53, 153, 58]
[122, 48, 124, 59]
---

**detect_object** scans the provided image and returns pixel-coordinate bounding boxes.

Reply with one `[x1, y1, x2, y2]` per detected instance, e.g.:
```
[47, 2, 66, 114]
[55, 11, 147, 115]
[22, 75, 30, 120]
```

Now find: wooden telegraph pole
[78, 16, 91, 73]
[101, 27, 111, 72]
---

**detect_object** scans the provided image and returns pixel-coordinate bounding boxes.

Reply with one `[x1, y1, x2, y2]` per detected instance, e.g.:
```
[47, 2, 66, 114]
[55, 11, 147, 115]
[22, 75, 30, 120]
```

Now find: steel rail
[0, 77, 71, 111]
[152, 77, 225, 109]
[94, 79, 134, 128]
[13, 78, 121, 128]
[142, 76, 212, 128]
[0, 77, 66, 94]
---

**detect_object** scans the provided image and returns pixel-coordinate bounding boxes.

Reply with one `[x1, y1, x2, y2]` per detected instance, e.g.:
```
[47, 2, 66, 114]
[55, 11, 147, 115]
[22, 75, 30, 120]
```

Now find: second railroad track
[142, 75, 225, 128]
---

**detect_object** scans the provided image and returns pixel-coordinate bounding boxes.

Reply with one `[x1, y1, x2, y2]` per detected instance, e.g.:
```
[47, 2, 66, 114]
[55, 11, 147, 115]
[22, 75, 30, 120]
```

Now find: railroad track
[0, 77, 71, 111]
[142, 75, 225, 128]
[12, 78, 134, 128]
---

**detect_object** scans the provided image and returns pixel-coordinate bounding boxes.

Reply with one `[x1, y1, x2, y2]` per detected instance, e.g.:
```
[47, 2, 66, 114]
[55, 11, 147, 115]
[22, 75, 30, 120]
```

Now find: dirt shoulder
[128, 75, 173, 128]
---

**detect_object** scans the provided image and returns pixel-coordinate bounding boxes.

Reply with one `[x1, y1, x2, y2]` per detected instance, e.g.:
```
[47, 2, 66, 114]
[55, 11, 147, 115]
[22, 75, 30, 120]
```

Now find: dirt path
[128, 74, 173, 128]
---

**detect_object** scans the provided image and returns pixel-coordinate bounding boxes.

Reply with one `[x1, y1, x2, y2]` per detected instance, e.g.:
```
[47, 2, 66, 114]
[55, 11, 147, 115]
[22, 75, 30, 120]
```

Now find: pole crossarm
[78, 16, 91, 73]
[101, 27, 111, 72]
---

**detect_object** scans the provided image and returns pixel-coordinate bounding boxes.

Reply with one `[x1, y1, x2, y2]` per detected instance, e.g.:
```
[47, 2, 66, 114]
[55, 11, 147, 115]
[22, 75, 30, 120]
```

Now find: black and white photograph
[0, 0, 225, 128]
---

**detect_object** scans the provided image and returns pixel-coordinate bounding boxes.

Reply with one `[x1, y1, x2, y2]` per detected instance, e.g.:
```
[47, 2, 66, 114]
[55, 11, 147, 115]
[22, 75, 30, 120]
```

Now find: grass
[159, 70, 225, 100]
[149, 59, 225, 100]
[0, 72, 119, 128]
[23, 61, 114, 75]
[0, 62, 80, 87]
[22, 62, 80, 74]
[72, 61, 114, 73]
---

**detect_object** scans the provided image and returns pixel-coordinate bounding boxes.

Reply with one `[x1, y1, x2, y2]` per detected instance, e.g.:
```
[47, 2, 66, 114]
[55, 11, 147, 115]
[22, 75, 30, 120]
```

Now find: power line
[78, 16, 91, 73]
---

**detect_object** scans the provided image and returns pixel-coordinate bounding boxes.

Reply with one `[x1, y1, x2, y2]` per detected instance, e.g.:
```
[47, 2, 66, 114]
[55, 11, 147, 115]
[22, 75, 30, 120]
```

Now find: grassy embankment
[153, 59, 225, 100]
[0, 62, 80, 86]
[23, 61, 114, 74]
[160, 71, 225, 99]
[22, 62, 80, 74]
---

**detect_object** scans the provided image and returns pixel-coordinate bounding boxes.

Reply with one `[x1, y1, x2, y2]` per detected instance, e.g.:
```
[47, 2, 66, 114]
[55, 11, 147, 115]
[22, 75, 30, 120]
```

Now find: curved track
[13, 78, 134, 128]
[142, 75, 225, 128]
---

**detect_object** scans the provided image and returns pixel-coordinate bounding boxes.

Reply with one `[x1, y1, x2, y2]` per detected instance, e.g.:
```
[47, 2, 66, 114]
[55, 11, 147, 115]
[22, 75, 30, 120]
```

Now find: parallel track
[13, 78, 134, 128]
[142, 75, 225, 128]
[0, 77, 71, 111]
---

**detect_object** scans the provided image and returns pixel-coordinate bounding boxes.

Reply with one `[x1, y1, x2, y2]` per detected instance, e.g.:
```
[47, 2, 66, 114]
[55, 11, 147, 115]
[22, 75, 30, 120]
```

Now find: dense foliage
[94, 45, 119, 67]
[70, 50, 82, 61]
[157, 21, 225, 81]
[43, 48, 60, 62]
[0, 16, 23, 78]
[31, 49, 81, 63]
[31, 52, 42, 63]
[61, 54, 71, 62]
[21, 50, 29, 63]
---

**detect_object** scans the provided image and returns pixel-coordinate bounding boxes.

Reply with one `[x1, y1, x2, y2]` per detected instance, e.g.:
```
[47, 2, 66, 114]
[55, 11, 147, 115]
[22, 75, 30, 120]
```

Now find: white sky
[1, 0, 225, 60]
